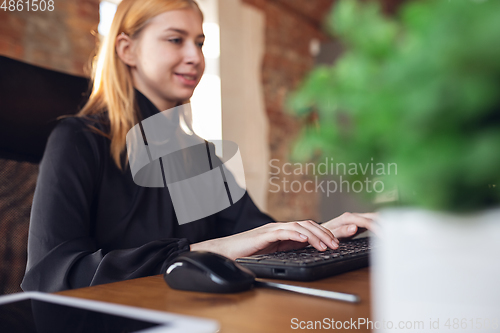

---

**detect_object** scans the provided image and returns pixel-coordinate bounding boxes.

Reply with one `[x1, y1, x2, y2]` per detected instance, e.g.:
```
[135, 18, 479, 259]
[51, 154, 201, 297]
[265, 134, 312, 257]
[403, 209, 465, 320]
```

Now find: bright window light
[98, 1, 117, 36]
[190, 74, 222, 143]
[201, 23, 220, 59]
[192, 21, 222, 146]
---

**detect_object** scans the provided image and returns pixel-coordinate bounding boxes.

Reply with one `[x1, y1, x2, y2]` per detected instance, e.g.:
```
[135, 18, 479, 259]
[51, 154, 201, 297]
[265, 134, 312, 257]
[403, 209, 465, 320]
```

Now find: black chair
[0, 55, 89, 294]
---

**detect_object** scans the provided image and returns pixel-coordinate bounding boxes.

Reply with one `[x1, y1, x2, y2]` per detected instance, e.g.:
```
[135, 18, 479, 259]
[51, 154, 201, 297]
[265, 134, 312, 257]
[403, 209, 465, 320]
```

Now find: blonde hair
[78, 0, 203, 171]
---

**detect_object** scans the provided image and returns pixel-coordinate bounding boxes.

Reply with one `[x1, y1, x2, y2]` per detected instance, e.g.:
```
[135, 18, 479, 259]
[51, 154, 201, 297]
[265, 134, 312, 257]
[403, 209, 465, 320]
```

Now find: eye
[197, 41, 204, 48]
[169, 37, 183, 45]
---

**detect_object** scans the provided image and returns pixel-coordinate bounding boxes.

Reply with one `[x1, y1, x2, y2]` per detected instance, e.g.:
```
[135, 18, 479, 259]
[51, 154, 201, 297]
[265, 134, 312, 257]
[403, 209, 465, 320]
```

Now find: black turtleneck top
[21, 90, 273, 292]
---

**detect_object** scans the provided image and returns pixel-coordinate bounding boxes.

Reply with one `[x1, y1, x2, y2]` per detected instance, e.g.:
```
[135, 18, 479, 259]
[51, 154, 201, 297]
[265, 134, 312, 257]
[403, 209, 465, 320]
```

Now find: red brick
[0, 39, 12, 56]
[12, 43, 24, 58]
[0, 0, 98, 76]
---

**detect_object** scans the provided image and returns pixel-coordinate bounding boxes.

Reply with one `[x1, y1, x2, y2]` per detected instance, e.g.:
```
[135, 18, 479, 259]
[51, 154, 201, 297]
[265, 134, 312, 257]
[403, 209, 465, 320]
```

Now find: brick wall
[0, 0, 99, 76]
[241, 0, 335, 222]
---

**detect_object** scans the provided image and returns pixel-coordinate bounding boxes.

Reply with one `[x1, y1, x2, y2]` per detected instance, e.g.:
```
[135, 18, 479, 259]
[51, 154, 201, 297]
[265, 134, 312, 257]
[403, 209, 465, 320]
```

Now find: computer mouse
[164, 251, 256, 293]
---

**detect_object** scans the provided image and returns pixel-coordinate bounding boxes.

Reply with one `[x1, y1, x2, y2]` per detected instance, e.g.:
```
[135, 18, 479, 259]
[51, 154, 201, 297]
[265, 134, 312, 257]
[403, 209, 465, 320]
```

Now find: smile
[175, 73, 197, 86]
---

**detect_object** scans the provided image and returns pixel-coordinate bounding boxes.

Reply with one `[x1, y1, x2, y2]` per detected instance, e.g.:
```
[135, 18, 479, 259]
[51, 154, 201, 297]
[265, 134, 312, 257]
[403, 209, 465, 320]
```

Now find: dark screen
[0, 298, 163, 333]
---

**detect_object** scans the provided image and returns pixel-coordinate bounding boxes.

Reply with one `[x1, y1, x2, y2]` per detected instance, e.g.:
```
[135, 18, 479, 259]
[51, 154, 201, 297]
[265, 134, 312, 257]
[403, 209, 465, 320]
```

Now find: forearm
[189, 230, 257, 260]
[190, 236, 229, 257]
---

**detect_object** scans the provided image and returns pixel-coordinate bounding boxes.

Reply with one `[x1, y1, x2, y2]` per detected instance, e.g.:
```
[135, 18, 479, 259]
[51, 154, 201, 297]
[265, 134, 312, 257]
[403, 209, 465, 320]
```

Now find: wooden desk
[59, 268, 372, 333]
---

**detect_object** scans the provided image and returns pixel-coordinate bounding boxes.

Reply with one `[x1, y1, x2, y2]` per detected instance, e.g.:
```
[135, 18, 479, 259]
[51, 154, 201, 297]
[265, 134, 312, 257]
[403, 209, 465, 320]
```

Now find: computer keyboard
[236, 237, 372, 281]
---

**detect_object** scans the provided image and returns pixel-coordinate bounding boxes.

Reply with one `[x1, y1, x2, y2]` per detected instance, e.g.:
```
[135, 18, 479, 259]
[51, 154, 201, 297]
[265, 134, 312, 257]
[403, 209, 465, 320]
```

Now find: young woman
[21, 0, 376, 292]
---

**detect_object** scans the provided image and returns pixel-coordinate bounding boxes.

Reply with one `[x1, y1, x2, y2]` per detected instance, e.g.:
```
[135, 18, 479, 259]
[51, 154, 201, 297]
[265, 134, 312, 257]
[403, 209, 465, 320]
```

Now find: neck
[133, 86, 177, 112]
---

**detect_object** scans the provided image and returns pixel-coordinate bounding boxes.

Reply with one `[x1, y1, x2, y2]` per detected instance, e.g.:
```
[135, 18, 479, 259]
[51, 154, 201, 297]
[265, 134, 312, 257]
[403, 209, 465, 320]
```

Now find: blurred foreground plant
[288, 0, 500, 212]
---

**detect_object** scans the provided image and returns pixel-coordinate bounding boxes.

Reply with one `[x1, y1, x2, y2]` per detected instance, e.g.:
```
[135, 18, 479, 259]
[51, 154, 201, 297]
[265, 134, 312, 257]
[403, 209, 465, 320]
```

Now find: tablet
[0, 291, 219, 333]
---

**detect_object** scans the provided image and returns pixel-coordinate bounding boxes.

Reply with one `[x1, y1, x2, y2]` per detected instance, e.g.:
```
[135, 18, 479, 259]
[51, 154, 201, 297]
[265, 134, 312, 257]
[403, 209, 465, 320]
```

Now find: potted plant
[289, 0, 500, 330]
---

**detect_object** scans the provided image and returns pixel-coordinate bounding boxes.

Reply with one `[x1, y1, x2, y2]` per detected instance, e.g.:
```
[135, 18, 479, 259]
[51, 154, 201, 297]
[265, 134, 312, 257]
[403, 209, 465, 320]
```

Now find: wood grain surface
[59, 268, 372, 333]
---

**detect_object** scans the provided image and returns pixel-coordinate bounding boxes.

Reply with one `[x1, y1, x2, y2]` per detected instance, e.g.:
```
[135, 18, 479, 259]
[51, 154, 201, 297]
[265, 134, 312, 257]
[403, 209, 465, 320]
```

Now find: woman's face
[125, 8, 205, 111]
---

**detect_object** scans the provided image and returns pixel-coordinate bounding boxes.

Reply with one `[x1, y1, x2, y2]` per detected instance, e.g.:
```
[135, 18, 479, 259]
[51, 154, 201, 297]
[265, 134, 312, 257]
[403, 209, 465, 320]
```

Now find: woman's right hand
[190, 220, 339, 260]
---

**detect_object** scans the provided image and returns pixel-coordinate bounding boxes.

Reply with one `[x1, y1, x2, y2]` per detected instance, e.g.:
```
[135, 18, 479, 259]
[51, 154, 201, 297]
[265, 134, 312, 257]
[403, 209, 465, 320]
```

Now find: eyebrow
[163, 28, 205, 38]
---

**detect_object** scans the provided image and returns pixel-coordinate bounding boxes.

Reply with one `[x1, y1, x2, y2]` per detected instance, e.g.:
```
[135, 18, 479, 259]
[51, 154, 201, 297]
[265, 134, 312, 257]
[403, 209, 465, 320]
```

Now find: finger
[333, 224, 364, 238]
[276, 240, 310, 252]
[301, 220, 339, 245]
[271, 222, 327, 251]
[353, 212, 379, 220]
[292, 221, 338, 251]
[339, 212, 381, 235]
[269, 222, 338, 251]
[306, 220, 338, 240]
[297, 221, 339, 250]
[263, 228, 310, 245]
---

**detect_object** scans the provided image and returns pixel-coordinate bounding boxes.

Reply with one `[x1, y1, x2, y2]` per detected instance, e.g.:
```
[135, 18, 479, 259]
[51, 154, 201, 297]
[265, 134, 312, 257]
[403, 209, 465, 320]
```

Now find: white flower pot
[372, 208, 500, 332]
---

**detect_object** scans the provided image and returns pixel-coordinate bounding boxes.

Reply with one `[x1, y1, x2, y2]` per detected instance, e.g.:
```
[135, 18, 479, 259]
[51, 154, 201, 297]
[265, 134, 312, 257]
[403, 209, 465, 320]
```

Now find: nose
[183, 41, 203, 66]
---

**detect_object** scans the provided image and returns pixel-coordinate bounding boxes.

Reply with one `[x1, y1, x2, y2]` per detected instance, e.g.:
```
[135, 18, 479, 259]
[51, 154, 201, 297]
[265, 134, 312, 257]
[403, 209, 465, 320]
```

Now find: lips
[175, 73, 198, 86]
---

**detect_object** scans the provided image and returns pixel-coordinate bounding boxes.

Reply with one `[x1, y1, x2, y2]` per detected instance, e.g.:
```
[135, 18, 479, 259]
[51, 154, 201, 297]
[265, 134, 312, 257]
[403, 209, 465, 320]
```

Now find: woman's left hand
[321, 212, 379, 239]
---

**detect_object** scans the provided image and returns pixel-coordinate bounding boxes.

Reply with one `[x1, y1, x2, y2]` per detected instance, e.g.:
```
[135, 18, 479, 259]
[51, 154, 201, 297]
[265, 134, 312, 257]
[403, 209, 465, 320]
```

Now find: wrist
[190, 240, 208, 252]
[190, 236, 236, 259]
[190, 238, 222, 254]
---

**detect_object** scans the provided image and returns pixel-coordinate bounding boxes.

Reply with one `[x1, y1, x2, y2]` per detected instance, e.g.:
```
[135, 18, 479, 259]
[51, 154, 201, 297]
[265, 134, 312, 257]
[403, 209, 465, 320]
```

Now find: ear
[115, 33, 137, 67]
